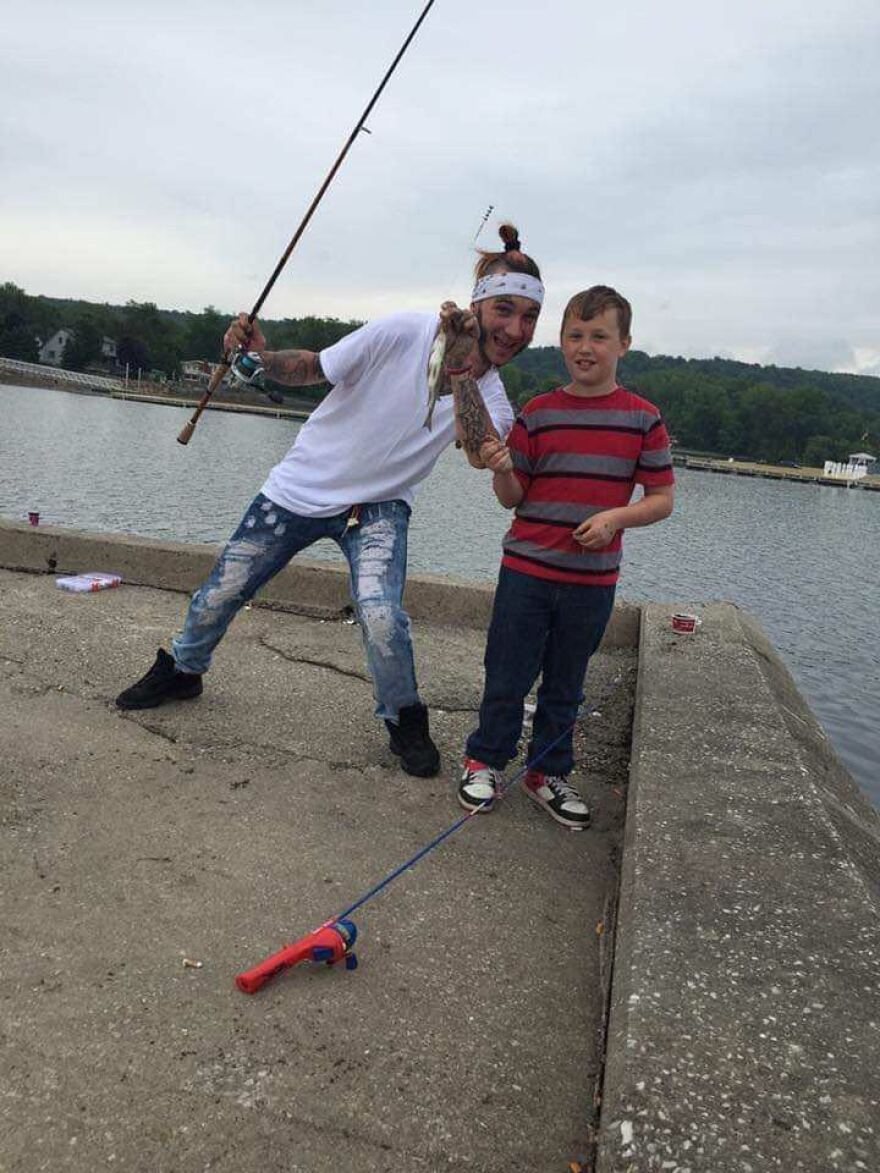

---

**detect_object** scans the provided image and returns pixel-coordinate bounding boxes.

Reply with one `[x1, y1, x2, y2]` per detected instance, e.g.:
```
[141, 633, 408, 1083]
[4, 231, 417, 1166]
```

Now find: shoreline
[0, 363, 315, 422]
[678, 452, 880, 491]
[5, 366, 878, 489]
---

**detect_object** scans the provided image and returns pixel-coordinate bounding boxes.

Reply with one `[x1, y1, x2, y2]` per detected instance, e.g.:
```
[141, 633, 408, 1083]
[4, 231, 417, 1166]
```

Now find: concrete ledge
[0, 518, 639, 646]
[597, 602, 880, 1172]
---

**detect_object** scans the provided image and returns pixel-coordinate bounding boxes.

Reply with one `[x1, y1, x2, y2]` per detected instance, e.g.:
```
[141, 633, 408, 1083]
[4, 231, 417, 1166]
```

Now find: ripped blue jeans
[170, 493, 418, 721]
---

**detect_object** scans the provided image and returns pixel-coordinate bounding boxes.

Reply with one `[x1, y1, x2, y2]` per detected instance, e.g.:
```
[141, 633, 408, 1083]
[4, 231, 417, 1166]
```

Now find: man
[116, 226, 544, 777]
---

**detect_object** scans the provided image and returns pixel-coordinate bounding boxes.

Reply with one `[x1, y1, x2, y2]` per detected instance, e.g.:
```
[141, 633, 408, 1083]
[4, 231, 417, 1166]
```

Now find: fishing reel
[229, 349, 266, 390]
[229, 350, 285, 405]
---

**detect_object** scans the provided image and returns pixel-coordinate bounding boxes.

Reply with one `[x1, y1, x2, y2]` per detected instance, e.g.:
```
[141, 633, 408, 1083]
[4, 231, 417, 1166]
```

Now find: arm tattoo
[263, 350, 326, 386]
[453, 374, 498, 455]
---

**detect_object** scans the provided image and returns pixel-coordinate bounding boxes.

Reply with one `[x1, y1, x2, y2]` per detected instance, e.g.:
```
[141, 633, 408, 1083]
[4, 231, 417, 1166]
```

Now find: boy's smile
[561, 307, 630, 397]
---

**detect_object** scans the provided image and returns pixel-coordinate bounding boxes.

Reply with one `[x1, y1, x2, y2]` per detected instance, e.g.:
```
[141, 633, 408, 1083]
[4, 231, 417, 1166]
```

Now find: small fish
[423, 329, 447, 430]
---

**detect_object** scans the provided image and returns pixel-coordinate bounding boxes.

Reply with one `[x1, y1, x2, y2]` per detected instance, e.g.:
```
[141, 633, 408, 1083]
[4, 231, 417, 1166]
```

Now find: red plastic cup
[27, 511, 39, 527]
[671, 612, 700, 634]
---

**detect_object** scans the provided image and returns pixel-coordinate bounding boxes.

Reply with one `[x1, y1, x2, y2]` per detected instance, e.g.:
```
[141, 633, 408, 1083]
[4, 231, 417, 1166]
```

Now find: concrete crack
[121, 718, 178, 744]
[112, 715, 384, 774]
[258, 635, 371, 684]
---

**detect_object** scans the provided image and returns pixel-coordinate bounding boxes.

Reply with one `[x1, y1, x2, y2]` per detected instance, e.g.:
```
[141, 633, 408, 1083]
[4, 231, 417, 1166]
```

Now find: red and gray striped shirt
[502, 385, 674, 586]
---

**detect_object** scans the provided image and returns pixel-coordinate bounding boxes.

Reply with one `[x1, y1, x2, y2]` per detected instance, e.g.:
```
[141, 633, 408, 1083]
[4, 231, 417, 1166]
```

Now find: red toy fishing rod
[177, 0, 439, 445]
[236, 918, 358, 994]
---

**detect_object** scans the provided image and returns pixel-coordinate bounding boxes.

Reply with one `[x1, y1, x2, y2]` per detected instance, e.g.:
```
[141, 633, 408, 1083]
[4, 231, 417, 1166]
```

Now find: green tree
[182, 306, 227, 361]
[116, 334, 150, 374]
[500, 363, 526, 404]
[268, 315, 361, 351]
[119, 301, 183, 375]
[0, 282, 39, 361]
[802, 435, 835, 468]
[62, 317, 103, 371]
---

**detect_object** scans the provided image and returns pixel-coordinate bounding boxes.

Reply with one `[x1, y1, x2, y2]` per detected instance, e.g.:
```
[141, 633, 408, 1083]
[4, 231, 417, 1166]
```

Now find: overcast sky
[2, 0, 878, 374]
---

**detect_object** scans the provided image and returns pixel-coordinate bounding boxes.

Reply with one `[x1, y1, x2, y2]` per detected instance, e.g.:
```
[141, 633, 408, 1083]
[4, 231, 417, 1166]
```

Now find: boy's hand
[573, 512, 619, 549]
[479, 437, 514, 474]
[438, 301, 480, 370]
[223, 312, 267, 355]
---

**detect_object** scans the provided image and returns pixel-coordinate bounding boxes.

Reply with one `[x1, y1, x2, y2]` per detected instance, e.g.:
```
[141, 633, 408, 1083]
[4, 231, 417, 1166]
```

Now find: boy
[458, 285, 674, 828]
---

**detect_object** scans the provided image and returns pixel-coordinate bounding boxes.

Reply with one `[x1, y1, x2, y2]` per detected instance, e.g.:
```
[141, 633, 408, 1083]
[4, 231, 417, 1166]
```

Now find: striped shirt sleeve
[507, 414, 533, 491]
[635, 412, 675, 487]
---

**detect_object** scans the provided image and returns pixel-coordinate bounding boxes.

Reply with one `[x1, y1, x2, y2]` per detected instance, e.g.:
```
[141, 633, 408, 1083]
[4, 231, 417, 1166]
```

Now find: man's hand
[479, 437, 514, 474]
[573, 512, 619, 549]
[223, 312, 267, 356]
[438, 301, 480, 370]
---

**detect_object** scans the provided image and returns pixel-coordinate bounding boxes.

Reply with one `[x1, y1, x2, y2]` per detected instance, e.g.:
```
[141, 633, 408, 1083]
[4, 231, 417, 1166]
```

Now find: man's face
[560, 307, 630, 392]
[471, 295, 540, 368]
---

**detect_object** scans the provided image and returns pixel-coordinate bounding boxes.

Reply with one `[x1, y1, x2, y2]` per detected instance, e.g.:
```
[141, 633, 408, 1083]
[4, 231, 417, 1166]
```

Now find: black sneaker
[385, 703, 440, 777]
[524, 770, 590, 831]
[115, 648, 203, 710]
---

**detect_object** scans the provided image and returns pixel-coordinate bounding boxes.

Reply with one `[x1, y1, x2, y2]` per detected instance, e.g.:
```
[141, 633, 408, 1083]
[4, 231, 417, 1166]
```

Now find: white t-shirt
[261, 311, 514, 517]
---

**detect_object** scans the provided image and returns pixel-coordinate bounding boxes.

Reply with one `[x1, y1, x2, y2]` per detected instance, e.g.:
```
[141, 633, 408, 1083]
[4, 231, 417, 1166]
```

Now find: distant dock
[0, 355, 312, 422]
[677, 454, 880, 491]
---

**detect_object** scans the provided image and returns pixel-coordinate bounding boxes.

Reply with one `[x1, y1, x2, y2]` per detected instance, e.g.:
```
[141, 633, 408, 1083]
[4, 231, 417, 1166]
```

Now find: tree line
[510, 347, 880, 466]
[0, 284, 360, 391]
[2, 282, 878, 465]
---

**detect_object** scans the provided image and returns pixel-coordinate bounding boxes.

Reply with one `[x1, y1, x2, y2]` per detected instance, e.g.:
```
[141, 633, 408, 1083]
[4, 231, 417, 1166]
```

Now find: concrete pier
[1, 521, 877, 1172]
[597, 603, 879, 1172]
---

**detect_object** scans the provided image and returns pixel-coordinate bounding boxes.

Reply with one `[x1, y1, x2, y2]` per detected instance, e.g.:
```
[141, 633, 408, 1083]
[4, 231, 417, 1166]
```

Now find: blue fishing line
[335, 675, 623, 923]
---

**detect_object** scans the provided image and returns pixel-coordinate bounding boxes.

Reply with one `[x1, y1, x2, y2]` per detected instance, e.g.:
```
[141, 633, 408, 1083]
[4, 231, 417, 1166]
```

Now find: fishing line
[433, 202, 495, 310]
[235, 612, 634, 990]
[473, 203, 494, 243]
[236, 670, 628, 992]
[334, 670, 625, 923]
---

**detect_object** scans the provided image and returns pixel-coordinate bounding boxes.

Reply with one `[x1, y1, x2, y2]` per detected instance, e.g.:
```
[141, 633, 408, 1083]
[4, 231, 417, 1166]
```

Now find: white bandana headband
[471, 272, 545, 306]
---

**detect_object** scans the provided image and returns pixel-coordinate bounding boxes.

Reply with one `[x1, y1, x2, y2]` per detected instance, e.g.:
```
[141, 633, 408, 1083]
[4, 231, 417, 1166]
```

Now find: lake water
[1, 382, 877, 806]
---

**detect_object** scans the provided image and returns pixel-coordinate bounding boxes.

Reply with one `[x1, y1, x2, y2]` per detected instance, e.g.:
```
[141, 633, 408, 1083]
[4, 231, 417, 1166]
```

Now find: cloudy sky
[2, 0, 878, 373]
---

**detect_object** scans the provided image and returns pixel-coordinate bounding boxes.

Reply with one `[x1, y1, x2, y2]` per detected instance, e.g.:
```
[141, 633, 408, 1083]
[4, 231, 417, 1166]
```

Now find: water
[2, 382, 878, 806]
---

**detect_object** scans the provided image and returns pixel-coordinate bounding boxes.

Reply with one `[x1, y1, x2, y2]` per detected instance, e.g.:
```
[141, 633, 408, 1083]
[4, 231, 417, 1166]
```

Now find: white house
[181, 359, 212, 382]
[38, 328, 73, 366]
[37, 329, 118, 367]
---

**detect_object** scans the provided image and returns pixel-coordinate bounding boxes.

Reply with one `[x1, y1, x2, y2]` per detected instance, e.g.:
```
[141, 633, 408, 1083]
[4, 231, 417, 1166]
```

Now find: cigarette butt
[182, 958, 203, 969]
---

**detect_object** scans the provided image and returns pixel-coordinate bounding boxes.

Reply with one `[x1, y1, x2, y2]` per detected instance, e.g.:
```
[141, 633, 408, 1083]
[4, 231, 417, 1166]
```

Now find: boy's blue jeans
[170, 493, 418, 721]
[466, 566, 616, 777]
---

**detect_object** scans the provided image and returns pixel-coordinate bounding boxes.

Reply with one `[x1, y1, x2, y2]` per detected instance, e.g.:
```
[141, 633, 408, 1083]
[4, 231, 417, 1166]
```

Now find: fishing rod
[234, 672, 625, 993]
[177, 0, 439, 446]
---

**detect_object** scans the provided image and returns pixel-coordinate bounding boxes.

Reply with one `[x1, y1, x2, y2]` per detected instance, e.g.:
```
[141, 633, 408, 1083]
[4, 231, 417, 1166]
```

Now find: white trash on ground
[55, 572, 122, 593]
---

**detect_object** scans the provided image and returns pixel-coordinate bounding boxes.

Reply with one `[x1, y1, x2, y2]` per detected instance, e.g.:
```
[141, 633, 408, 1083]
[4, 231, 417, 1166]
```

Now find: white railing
[823, 460, 868, 481]
[0, 355, 124, 391]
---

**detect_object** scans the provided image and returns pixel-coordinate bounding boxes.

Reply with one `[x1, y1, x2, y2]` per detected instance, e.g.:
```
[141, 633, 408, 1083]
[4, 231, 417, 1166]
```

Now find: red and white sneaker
[458, 757, 502, 812]
[524, 770, 590, 830]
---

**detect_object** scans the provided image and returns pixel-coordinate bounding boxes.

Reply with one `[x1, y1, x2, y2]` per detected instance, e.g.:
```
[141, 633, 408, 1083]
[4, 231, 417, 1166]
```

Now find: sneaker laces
[462, 761, 501, 797]
[544, 775, 582, 803]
